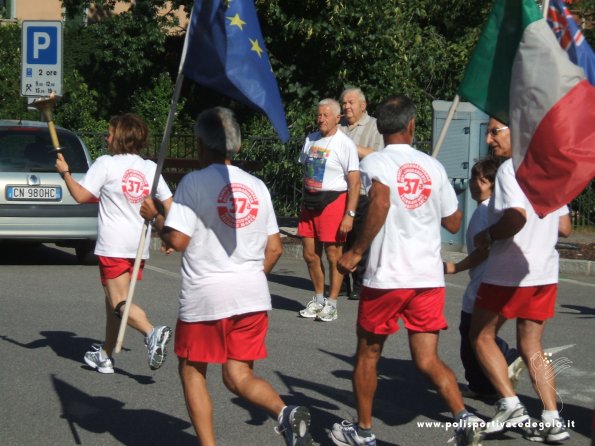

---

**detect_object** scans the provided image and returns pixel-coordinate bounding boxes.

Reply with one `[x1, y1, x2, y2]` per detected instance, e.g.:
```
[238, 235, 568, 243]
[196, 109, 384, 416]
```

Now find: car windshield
[0, 127, 90, 173]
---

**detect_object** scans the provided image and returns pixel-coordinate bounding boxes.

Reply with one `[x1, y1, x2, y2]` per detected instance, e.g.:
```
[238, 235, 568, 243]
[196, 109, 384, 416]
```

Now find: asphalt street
[0, 242, 594, 445]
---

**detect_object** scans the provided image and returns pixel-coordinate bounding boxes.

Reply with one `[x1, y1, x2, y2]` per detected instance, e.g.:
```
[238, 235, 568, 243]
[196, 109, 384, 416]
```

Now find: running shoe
[84, 343, 114, 374]
[483, 400, 529, 433]
[453, 414, 484, 446]
[316, 302, 338, 322]
[276, 405, 314, 446]
[145, 325, 172, 370]
[330, 420, 376, 446]
[523, 417, 570, 443]
[299, 297, 324, 318]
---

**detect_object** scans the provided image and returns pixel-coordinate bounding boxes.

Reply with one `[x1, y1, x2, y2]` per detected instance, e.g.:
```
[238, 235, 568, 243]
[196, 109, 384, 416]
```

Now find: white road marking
[145, 264, 181, 279]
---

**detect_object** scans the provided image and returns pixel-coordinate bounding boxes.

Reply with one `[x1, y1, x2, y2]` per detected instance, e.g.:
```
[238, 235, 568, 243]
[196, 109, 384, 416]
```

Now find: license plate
[6, 185, 62, 201]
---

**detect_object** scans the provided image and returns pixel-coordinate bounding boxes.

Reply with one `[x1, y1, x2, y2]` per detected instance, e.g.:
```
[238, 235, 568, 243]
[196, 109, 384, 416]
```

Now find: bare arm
[339, 180, 389, 273]
[263, 233, 283, 274]
[444, 246, 489, 274]
[357, 145, 375, 159]
[339, 170, 361, 235]
[474, 207, 527, 251]
[55, 153, 95, 203]
[558, 213, 571, 238]
[141, 196, 188, 251]
[441, 208, 463, 234]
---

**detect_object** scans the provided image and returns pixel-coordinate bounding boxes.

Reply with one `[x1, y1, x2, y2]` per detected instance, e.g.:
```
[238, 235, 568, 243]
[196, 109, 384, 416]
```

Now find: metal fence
[78, 132, 594, 230]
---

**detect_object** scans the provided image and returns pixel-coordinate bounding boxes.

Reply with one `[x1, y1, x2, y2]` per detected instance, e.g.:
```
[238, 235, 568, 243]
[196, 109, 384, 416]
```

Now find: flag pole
[431, 94, 460, 158]
[115, 20, 192, 354]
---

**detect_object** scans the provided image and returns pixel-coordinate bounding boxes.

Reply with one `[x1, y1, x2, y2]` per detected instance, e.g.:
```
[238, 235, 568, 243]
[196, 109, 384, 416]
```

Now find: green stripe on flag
[459, 0, 542, 124]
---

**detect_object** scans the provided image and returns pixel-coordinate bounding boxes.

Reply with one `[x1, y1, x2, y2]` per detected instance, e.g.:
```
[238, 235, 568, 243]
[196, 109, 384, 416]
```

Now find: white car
[0, 120, 98, 264]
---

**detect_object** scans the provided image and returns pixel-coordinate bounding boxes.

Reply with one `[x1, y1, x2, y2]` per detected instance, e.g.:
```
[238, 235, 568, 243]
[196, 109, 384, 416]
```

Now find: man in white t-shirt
[339, 87, 384, 300]
[469, 118, 572, 442]
[330, 95, 483, 446]
[297, 98, 360, 322]
[141, 107, 313, 446]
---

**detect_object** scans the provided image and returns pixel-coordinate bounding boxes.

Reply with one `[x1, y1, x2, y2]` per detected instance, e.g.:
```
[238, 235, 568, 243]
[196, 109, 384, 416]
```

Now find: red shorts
[98, 256, 144, 286]
[297, 192, 347, 243]
[475, 283, 557, 321]
[174, 312, 268, 364]
[357, 287, 448, 335]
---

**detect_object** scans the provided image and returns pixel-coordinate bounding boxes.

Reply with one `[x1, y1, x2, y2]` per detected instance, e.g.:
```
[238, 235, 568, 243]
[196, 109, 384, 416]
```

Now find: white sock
[99, 348, 109, 360]
[326, 299, 337, 308]
[542, 410, 560, 424]
[315, 294, 325, 304]
[501, 396, 521, 409]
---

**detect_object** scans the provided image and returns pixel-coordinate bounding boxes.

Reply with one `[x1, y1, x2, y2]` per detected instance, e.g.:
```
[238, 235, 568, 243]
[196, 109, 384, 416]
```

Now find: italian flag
[459, 0, 595, 217]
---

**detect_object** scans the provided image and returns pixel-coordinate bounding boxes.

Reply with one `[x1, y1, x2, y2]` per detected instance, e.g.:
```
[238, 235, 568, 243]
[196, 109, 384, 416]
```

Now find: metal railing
[77, 132, 594, 228]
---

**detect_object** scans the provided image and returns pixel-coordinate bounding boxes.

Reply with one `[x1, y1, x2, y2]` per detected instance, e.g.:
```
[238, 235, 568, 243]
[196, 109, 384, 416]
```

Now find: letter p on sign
[26, 26, 57, 64]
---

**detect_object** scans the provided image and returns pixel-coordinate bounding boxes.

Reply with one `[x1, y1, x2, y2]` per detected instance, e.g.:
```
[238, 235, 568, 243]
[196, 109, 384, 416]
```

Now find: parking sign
[21, 21, 63, 97]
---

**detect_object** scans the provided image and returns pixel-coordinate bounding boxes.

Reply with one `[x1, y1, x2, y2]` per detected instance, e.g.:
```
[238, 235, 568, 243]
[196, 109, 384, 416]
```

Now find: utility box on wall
[432, 100, 489, 252]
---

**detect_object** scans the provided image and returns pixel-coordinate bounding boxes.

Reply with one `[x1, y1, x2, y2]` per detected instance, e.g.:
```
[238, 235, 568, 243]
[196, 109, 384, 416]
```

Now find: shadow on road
[52, 375, 195, 445]
[0, 330, 154, 385]
[0, 243, 77, 265]
[559, 304, 595, 318]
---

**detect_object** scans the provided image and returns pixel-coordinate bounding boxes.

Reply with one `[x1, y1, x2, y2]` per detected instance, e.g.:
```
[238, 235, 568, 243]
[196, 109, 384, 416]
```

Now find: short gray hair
[340, 87, 366, 103]
[318, 98, 341, 116]
[194, 107, 241, 159]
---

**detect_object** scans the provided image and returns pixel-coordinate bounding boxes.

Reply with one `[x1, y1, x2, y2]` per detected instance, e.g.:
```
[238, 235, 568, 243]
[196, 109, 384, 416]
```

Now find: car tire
[76, 240, 98, 265]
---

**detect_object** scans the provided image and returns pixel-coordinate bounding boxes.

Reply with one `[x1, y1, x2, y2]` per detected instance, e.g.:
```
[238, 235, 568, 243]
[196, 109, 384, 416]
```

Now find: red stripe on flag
[516, 80, 595, 217]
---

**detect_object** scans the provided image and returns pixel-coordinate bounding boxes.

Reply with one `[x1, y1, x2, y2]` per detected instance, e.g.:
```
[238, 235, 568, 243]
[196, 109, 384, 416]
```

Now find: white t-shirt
[164, 164, 279, 322]
[482, 159, 569, 286]
[360, 144, 459, 289]
[462, 198, 490, 313]
[80, 154, 172, 259]
[299, 130, 359, 192]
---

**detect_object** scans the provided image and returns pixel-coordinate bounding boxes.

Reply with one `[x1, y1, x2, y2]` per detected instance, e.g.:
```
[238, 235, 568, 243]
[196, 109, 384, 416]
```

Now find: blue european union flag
[183, 0, 289, 142]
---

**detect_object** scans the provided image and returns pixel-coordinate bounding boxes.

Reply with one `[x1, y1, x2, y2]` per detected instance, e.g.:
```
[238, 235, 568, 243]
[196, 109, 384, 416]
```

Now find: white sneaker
[299, 297, 324, 318]
[484, 400, 529, 433]
[316, 302, 338, 322]
[453, 414, 484, 446]
[145, 326, 172, 370]
[330, 420, 376, 445]
[523, 417, 570, 443]
[84, 343, 114, 374]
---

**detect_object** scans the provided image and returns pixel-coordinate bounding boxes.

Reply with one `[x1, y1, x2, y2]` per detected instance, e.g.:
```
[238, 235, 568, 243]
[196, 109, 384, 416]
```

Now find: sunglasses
[486, 126, 508, 137]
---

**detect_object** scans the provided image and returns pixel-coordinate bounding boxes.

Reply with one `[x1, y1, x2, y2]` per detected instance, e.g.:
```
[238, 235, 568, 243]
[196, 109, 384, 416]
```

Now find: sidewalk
[278, 220, 595, 276]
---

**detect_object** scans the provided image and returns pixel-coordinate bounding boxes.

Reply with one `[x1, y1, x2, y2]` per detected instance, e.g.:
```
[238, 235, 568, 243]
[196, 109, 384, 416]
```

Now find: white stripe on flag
[509, 19, 584, 168]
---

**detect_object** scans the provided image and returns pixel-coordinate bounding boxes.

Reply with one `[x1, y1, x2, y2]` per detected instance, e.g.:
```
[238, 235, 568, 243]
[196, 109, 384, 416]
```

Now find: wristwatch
[346, 210, 356, 217]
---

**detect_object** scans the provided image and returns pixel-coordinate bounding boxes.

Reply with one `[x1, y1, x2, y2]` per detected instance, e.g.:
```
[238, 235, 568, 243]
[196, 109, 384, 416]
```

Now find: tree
[0, 24, 37, 121]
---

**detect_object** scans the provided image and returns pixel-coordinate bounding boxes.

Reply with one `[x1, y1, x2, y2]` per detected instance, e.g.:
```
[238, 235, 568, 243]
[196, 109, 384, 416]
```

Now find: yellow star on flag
[227, 13, 246, 30]
[250, 38, 263, 57]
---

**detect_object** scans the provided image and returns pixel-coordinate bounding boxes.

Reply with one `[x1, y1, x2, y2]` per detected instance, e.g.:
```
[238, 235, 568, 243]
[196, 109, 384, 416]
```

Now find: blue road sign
[21, 21, 63, 97]
[26, 26, 58, 64]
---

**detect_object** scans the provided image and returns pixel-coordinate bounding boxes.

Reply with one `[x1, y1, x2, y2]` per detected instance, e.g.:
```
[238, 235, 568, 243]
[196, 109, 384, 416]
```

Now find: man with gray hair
[141, 107, 314, 446]
[297, 98, 360, 322]
[339, 87, 384, 300]
[331, 95, 482, 446]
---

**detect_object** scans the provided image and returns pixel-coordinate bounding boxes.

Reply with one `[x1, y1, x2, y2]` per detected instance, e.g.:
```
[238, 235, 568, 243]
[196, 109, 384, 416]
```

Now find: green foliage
[63, 3, 170, 118]
[255, 0, 492, 140]
[130, 71, 189, 137]
[0, 24, 37, 120]
[573, 0, 595, 44]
